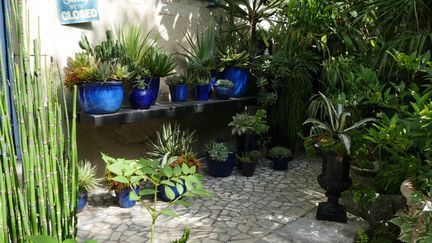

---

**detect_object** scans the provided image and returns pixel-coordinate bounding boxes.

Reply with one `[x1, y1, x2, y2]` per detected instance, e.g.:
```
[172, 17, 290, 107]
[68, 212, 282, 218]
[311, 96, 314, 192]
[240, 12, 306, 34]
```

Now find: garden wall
[26, 0, 239, 175]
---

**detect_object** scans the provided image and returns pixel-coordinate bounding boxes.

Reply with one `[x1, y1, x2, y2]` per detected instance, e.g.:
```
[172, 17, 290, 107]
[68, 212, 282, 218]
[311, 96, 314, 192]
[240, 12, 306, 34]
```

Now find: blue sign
[57, 0, 99, 25]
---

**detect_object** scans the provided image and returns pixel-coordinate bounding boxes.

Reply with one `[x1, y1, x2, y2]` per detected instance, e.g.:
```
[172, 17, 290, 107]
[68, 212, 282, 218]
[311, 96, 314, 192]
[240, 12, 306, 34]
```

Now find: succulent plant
[206, 142, 230, 162]
[268, 146, 292, 159]
[215, 79, 234, 88]
[237, 150, 261, 163]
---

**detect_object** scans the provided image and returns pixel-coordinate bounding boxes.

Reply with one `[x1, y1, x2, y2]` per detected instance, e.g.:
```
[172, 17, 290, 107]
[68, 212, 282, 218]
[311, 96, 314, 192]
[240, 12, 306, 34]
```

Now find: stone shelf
[79, 96, 257, 127]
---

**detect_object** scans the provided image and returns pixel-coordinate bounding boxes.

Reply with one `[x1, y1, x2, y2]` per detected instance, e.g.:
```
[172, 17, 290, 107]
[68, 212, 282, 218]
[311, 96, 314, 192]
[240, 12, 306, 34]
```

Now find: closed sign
[57, 0, 99, 25]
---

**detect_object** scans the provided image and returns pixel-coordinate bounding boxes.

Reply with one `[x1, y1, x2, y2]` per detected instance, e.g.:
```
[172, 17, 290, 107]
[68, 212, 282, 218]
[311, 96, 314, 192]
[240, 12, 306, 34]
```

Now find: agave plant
[78, 161, 101, 194]
[303, 92, 376, 154]
[143, 47, 176, 77]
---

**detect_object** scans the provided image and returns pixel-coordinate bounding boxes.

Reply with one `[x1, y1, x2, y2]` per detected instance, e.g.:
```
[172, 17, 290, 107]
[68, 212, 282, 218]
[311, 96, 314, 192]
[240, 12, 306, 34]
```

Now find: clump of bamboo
[0, 0, 78, 242]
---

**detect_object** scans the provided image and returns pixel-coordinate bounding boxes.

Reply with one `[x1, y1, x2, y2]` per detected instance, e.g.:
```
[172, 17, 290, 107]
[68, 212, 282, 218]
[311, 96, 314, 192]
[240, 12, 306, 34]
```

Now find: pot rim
[350, 161, 380, 173]
[78, 80, 123, 87]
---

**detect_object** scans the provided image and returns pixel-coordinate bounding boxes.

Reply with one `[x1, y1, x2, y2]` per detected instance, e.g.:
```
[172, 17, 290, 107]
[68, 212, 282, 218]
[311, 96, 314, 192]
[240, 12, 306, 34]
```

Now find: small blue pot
[207, 152, 236, 177]
[144, 77, 160, 104]
[129, 88, 154, 109]
[158, 180, 186, 202]
[78, 81, 124, 114]
[220, 68, 249, 98]
[215, 86, 233, 99]
[196, 84, 210, 101]
[115, 187, 139, 208]
[78, 192, 88, 213]
[170, 84, 189, 102]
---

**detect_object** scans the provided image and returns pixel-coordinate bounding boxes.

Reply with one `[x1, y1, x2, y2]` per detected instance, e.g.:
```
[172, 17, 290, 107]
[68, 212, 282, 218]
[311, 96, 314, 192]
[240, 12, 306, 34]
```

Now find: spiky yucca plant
[303, 92, 376, 154]
[78, 161, 101, 195]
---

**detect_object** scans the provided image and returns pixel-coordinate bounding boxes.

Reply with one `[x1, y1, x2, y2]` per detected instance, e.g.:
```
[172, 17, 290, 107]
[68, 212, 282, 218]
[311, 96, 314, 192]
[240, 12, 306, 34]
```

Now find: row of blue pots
[78, 68, 250, 114]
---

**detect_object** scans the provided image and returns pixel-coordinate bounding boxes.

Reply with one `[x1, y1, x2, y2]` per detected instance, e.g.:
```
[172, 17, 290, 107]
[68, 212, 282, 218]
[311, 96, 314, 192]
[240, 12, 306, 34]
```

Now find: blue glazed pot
[144, 77, 160, 104]
[78, 192, 88, 213]
[220, 67, 249, 98]
[158, 180, 186, 202]
[170, 84, 189, 102]
[196, 84, 210, 101]
[207, 152, 235, 177]
[115, 187, 139, 208]
[78, 81, 124, 114]
[209, 71, 218, 95]
[215, 86, 233, 99]
[129, 88, 154, 109]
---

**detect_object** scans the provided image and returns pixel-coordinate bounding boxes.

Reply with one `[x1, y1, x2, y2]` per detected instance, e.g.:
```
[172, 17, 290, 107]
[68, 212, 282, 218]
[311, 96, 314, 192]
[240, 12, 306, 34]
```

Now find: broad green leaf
[164, 186, 176, 200]
[173, 165, 182, 176]
[161, 180, 175, 187]
[182, 163, 189, 174]
[141, 167, 155, 175]
[189, 165, 196, 174]
[160, 209, 178, 218]
[171, 178, 183, 184]
[176, 183, 184, 195]
[124, 167, 136, 177]
[163, 166, 173, 178]
[107, 161, 123, 175]
[63, 240, 78, 243]
[184, 179, 193, 191]
[130, 176, 142, 184]
[112, 176, 129, 184]
[129, 190, 140, 201]
[139, 188, 156, 196]
[29, 235, 58, 243]
[174, 200, 192, 207]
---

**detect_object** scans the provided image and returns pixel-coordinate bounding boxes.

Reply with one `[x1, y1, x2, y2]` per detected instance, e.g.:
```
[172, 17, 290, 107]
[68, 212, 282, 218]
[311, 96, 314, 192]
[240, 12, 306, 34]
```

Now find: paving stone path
[78, 155, 326, 243]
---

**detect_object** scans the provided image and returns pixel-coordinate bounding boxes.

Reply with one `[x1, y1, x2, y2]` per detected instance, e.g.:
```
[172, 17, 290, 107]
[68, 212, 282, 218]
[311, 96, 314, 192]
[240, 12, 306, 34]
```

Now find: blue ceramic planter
[144, 77, 160, 104]
[115, 187, 139, 208]
[78, 192, 88, 213]
[220, 68, 249, 98]
[129, 88, 154, 109]
[196, 84, 210, 101]
[209, 72, 218, 95]
[158, 180, 186, 202]
[170, 84, 189, 102]
[207, 152, 236, 177]
[78, 81, 124, 114]
[215, 86, 233, 99]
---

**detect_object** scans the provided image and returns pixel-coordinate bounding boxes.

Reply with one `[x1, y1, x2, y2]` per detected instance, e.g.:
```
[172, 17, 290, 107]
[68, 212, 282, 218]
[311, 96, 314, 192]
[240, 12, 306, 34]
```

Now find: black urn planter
[272, 156, 293, 171]
[316, 152, 352, 223]
[241, 162, 257, 177]
[237, 134, 258, 154]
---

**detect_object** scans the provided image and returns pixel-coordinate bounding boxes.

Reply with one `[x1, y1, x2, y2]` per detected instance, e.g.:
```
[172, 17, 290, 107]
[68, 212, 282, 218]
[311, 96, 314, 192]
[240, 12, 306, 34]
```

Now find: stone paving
[78, 155, 326, 243]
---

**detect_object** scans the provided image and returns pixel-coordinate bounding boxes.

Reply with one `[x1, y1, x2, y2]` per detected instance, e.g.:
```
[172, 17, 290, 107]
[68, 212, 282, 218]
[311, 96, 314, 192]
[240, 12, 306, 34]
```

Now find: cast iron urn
[316, 152, 352, 223]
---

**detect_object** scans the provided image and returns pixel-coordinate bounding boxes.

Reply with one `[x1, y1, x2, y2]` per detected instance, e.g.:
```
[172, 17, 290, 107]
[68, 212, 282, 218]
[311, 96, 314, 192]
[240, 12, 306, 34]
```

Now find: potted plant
[205, 141, 236, 177]
[228, 109, 269, 155]
[166, 74, 191, 102]
[238, 150, 261, 177]
[158, 153, 202, 202]
[141, 47, 176, 104]
[195, 77, 211, 101]
[129, 73, 156, 109]
[78, 160, 100, 212]
[219, 48, 250, 97]
[64, 30, 129, 114]
[214, 79, 234, 99]
[268, 146, 293, 171]
[303, 92, 376, 223]
[102, 154, 142, 208]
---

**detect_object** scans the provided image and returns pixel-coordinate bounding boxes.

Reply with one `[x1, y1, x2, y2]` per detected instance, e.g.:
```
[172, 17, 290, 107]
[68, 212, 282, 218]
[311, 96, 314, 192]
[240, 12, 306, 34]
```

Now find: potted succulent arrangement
[237, 150, 261, 177]
[64, 30, 129, 114]
[219, 48, 250, 97]
[78, 160, 101, 212]
[166, 74, 191, 102]
[141, 47, 177, 105]
[229, 109, 269, 156]
[268, 146, 293, 171]
[205, 141, 236, 177]
[195, 77, 211, 101]
[214, 79, 234, 99]
[102, 154, 143, 208]
[303, 92, 376, 223]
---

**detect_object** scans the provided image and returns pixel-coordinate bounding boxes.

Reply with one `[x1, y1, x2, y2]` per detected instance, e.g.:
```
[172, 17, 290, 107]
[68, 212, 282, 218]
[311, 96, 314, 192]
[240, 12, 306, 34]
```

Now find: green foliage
[171, 228, 190, 243]
[228, 109, 269, 136]
[143, 47, 176, 77]
[304, 92, 376, 154]
[268, 146, 292, 159]
[102, 154, 145, 192]
[219, 48, 250, 70]
[355, 229, 368, 243]
[78, 160, 101, 194]
[205, 142, 230, 162]
[147, 123, 196, 159]
[237, 150, 261, 163]
[179, 25, 216, 77]
[215, 79, 233, 88]
[166, 74, 192, 86]
[29, 236, 97, 243]
[195, 76, 210, 85]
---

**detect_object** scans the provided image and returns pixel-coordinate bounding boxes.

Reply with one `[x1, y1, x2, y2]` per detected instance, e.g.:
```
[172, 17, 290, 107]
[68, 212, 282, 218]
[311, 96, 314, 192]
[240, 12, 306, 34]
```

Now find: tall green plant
[0, 1, 78, 242]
